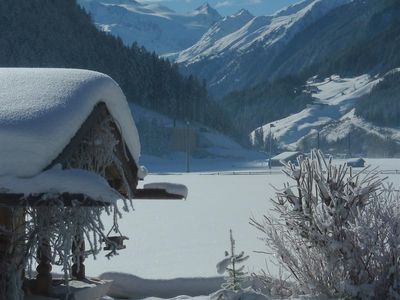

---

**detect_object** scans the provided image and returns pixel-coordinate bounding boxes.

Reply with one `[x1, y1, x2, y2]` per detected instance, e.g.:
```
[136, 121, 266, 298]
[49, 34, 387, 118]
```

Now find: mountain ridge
[176, 0, 352, 97]
[78, 0, 222, 54]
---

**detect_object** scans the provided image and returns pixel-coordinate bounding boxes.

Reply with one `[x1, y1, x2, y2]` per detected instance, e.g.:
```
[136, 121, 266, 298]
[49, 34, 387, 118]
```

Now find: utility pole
[186, 121, 190, 173]
[268, 124, 275, 169]
[347, 132, 351, 158]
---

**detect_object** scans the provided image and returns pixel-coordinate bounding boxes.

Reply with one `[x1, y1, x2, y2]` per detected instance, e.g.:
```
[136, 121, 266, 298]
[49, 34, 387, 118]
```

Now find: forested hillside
[222, 76, 313, 142]
[356, 70, 400, 127]
[0, 0, 232, 133]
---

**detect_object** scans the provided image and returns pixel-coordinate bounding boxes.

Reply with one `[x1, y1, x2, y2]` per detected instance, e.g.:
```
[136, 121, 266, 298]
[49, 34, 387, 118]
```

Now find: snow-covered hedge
[251, 150, 400, 299]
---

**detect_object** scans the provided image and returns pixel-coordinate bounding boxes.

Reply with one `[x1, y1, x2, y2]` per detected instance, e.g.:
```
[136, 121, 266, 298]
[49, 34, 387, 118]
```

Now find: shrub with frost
[251, 150, 400, 299]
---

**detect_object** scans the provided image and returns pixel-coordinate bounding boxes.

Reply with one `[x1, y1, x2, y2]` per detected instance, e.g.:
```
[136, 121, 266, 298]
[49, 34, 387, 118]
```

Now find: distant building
[270, 151, 303, 167]
[346, 158, 366, 168]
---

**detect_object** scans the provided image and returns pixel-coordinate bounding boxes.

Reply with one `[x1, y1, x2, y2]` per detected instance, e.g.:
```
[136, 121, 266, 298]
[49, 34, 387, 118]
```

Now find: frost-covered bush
[251, 150, 400, 299]
[251, 268, 300, 298]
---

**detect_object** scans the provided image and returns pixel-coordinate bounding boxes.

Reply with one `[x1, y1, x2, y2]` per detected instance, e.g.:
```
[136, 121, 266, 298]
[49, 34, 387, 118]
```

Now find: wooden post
[71, 233, 85, 280]
[0, 207, 25, 300]
[35, 237, 52, 295]
[0, 207, 12, 300]
[34, 208, 52, 295]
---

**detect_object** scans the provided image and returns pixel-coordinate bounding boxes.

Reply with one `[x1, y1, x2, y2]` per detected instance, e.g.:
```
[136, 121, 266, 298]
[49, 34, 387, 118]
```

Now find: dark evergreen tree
[0, 0, 234, 136]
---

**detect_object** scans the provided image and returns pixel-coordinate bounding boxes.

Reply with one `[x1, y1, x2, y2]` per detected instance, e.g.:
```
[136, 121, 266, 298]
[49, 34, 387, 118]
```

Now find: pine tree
[216, 229, 249, 291]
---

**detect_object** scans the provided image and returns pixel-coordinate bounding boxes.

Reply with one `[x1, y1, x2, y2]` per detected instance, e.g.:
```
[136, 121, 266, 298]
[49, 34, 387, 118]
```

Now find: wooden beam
[0, 193, 111, 207]
[0, 189, 186, 207]
[0, 207, 25, 298]
[134, 189, 186, 200]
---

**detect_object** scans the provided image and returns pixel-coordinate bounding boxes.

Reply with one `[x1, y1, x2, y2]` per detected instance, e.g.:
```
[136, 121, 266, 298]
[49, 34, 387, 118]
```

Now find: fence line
[204, 169, 400, 176]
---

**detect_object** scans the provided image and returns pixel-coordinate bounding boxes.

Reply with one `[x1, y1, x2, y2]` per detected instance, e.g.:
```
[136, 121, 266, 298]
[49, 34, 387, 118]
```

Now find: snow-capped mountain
[176, 0, 352, 96]
[78, 0, 222, 54]
[251, 69, 400, 154]
[176, 9, 254, 63]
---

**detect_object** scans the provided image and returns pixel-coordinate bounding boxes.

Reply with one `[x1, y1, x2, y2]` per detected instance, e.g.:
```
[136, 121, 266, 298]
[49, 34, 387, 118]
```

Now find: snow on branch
[0, 114, 134, 299]
[251, 150, 400, 299]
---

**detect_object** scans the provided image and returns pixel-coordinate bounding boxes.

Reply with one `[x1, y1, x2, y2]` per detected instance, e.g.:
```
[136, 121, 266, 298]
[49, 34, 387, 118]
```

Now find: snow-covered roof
[0, 168, 122, 203]
[0, 68, 140, 177]
[271, 151, 302, 161]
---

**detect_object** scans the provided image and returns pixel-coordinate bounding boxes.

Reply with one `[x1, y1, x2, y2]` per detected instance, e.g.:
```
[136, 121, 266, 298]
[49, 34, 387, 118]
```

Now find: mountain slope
[78, 0, 222, 54]
[355, 69, 400, 127]
[177, 9, 254, 64]
[0, 0, 232, 135]
[265, 0, 400, 80]
[220, 0, 400, 152]
[177, 0, 351, 96]
[221, 75, 313, 143]
[251, 70, 400, 157]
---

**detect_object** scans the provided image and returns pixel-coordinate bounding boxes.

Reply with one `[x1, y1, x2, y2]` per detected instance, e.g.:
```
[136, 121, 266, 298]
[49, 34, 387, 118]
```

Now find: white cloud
[215, 1, 232, 8]
[137, 0, 171, 3]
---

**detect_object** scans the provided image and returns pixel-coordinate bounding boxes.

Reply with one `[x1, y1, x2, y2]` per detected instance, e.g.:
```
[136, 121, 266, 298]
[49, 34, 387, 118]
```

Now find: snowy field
[85, 172, 282, 279]
[78, 157, 400, 299]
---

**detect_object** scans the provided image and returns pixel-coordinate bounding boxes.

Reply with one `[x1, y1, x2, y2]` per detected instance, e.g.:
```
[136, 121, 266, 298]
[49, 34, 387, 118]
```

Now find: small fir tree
[217, 229, 249, 291]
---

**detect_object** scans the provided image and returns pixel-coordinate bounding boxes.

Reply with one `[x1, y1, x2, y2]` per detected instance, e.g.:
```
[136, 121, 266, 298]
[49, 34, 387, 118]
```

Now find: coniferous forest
[0, 0, 233, 134]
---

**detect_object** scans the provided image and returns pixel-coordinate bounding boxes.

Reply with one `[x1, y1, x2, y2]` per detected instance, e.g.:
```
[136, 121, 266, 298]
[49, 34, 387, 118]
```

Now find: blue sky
[140, 0, 302, 16]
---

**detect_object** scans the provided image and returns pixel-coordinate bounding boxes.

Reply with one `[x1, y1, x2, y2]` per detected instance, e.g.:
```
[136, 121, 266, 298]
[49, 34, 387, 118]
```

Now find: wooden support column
[0, 207, 12, 300]
[35, 237, 52, 295]
[0, 207, 25, 300]
[35, 207, 52, 296]
[71, 233, 85, 280]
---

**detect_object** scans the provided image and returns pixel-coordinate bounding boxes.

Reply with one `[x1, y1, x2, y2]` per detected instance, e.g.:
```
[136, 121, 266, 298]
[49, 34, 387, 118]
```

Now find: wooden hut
[346, 158, 366, 168]
[0, 68, 186, 300]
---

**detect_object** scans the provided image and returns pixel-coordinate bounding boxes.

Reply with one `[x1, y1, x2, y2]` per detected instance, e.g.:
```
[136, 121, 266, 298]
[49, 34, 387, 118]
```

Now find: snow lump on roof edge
[0, 68, 140, 177]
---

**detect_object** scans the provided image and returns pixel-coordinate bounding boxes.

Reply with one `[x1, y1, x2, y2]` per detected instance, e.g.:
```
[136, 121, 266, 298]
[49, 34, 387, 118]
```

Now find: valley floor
[61, 157, 400, 300]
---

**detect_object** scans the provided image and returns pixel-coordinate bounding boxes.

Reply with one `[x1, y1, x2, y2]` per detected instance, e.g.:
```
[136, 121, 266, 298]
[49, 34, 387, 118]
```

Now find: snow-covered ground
[131, 102, 266, 162]
[85, 170, 282, 279]
[251, 70, 400, 150]
[75, 157, 400, 299]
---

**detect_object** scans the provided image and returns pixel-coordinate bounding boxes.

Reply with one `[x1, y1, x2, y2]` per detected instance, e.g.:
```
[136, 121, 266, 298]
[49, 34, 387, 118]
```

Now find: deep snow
[0, 68, 140, 177]
[0, 168, 122, 203]
[65, 157, 400, 299]
[84, 171, 282, 279]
